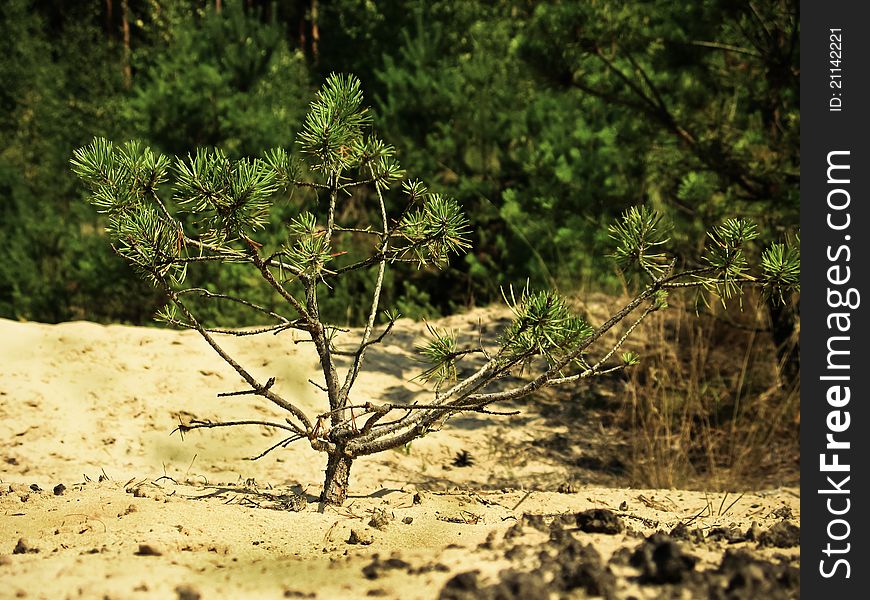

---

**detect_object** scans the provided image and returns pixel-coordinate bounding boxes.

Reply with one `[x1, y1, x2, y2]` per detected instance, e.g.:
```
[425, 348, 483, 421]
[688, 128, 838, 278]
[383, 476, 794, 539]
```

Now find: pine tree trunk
[120, 0, 131, 89]
[321, 451, 353, 505]
[105, 0, 114, 38]
[310, 0, 320, 61]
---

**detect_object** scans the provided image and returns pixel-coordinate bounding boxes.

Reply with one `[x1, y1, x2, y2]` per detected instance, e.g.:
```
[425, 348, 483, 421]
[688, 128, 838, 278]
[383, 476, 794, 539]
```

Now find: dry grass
[573, 291, 800, 491]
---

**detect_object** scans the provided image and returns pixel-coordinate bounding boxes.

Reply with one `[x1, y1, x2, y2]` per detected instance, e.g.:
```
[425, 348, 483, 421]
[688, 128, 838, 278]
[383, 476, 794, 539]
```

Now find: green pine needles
[72, 73, 799, 506]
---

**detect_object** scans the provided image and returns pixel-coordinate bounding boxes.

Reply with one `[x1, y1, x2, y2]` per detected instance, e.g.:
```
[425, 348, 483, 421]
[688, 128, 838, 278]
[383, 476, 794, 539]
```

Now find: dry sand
[0, 310, 799, 599]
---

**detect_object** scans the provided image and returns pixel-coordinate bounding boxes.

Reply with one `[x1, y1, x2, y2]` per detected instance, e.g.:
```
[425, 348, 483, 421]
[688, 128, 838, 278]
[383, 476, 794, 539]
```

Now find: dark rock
[12, 538, 38, 555]
[707, 526, 745, 543]
[439, 571, 481, 600]
[522, 513, 548, 532]
[440, 569, 550, 600]
[630, 533, 698, 584]
[546, 539, 617, 598]
[669, 522, 690, 540]
[488, 570, 549, 599]
[368, 508, 393, 530]
[758, 521, 800, 548]
[362, 555, 411, 580]
[135, 543, 163, 556]
[575, 508, 625, 534]
[174, 584, 201, 600]
[503, 523, 523, 540]
[717, 549, 801, 599]
[52, 484, 66, 496]
[347, 529, 374, 545]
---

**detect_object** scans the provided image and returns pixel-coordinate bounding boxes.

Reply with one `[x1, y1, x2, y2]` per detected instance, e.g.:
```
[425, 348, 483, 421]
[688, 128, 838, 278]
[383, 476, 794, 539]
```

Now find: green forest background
[0, 0, 798, 328]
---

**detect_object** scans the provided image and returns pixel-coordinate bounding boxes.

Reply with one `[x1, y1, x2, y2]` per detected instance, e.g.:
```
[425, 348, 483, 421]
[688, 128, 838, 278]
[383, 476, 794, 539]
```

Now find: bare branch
[161, 318, 300, 337]
[163, 287, 313, 433]
[337, 166, 392, 407]
[175, 418, 303, 436]
[686, 40, 763, 59]
[249, 434, 307, 460]
[242, 235, 311, 321]
[291, 179, 330, 190]
[217, 377, 276, 397]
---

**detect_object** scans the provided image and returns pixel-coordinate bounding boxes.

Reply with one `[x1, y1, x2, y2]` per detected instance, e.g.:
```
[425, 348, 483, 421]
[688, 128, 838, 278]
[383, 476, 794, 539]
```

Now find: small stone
[706, 526, 745, 543]
[772, 506, 793, 520]
[362, 556, 411, 580]
[575, 509, 624, 534]
[440, 571, 480, 598]
[503, 523, 524, 540]
[12, 538, 38, 555]
[556, 481, 578, 494]
[758, 521, 800, 548]
[135, 543, 163, 556]
[29, 484, 42, 493]
[619, 500, 629, 511]
[175, 584, 201, 600]
[368, 508, 394, 530]
[745, 522, 763, 542]
[52, 484, 66, 496]
[347, 529, 374, 545]
[402, 516, 413, 525]
[630, 533, 697, 584]
[669, 522, 690, 540]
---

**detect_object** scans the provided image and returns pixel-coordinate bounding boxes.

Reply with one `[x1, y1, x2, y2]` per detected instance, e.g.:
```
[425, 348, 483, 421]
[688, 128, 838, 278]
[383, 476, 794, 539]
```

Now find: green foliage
[416, 324, 459, 384]
[284, 212, 333, 277]
[299, 74, 372, 174]
[71, 74, 472, 334]
[174, 149, 278, 242]
[126, 2, 311, 158]
[760, 238, 801, 304]
[395, 188, 471, 268]
[609, 206, 671, 276]
[702, 218, 760, 302]
[605, 206, 799, 309]
[2, 0, 799, 333]
[500, 287, 594, 367]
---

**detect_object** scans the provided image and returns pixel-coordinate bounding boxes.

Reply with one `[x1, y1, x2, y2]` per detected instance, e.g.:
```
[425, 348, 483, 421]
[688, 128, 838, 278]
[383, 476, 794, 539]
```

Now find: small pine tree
[72, 74, 799, 505]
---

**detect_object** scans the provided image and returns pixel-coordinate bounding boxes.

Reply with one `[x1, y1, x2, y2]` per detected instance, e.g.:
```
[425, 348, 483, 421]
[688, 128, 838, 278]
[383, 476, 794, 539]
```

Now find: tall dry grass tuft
[612, 292, 799, 490]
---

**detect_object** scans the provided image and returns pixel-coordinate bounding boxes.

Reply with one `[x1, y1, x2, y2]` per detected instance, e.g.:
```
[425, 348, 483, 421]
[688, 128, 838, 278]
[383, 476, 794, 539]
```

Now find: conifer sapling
[72, 74, 800, 505]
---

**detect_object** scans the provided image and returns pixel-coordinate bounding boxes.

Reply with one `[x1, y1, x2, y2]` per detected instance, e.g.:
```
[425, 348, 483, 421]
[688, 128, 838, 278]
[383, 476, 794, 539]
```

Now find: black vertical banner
[802, 2, 870, 596]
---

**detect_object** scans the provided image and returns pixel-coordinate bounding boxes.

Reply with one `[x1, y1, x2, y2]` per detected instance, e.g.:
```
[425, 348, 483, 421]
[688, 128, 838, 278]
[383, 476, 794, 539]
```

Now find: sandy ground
[0, 311, 799, 599]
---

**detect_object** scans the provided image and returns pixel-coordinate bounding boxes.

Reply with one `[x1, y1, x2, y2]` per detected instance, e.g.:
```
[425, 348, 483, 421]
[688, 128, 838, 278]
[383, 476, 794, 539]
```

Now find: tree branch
[162, 286, 313, 433]
[337, 167, 392, 407]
